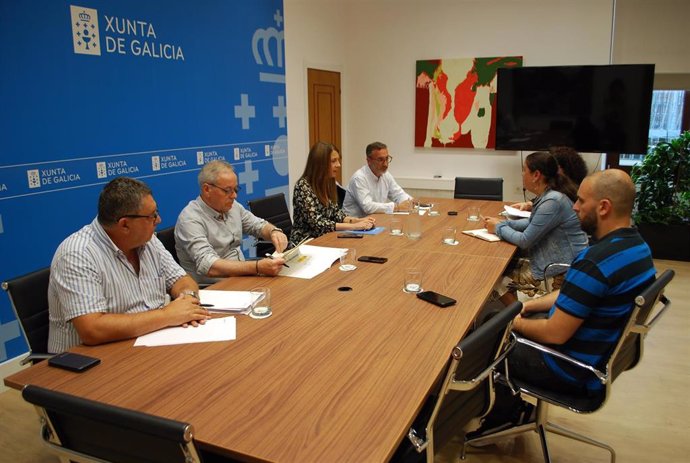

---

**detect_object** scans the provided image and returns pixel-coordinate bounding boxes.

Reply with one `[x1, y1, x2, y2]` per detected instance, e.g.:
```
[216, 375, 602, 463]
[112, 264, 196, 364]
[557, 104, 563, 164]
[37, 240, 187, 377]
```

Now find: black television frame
[495, 64, 655, 154]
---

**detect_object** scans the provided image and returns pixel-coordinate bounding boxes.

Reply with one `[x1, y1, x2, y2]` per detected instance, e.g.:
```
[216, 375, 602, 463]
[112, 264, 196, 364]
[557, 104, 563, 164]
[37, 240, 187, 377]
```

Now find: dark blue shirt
[544, 227, 656, 390]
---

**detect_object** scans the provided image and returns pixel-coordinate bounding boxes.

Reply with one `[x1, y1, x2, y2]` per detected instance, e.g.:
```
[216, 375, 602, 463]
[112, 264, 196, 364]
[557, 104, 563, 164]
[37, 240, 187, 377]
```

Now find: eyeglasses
[369, 155, 393, 164]
[119, 210, 160, 221]
[207, 183, 241, 195]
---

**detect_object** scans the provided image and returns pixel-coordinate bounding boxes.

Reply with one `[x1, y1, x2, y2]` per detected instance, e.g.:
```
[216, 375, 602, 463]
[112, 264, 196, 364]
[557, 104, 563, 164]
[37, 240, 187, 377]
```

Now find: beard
[579, 210, 597, 236]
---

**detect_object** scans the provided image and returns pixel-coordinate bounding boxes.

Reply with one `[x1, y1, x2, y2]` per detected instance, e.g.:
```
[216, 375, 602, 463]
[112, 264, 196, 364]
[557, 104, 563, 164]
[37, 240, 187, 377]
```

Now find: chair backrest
[2, 267, 51, 357]
[610, 268, 675, 380]
[454, 177, 503, 201]
[22, 384, 202, 463]
[156, 226, 179, 264]
[248, 193, 292, 235]
[401, 302, 522, 461]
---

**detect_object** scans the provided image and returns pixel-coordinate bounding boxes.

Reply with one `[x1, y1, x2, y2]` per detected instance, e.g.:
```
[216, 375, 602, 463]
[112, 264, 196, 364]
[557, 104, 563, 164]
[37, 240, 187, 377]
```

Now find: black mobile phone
[337, 233, 363, 238]
[416, 291, 457, 308]
[48, 352, 101, 373]
[358, 256, 388, 264]
[448, 211, 458, 216]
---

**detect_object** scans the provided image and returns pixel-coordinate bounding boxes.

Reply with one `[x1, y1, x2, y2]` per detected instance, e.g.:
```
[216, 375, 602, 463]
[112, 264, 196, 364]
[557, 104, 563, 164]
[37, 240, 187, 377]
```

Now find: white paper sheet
[199, 290, 257, 313]
[504, 205, 531, 219]
[278, 244, 346, 279]
[133, 316, 236, 347]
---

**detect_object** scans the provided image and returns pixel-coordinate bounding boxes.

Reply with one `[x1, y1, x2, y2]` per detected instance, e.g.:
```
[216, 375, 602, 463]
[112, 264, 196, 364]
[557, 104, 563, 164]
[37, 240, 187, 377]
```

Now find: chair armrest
[543, 262, 571, 276]
[514, 335, 607, 384]
[543, 262, 571, 292]
[449, 334, 517, 392]
[21, 353, 54, 366]
[631, 295, 672, 335]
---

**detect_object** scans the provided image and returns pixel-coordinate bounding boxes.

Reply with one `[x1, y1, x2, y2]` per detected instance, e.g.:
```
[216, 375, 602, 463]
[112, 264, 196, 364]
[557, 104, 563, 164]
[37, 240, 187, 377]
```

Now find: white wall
[284, 0, 684, 204]
[284, 0, 350, 205]
[613, 0, 690, 73]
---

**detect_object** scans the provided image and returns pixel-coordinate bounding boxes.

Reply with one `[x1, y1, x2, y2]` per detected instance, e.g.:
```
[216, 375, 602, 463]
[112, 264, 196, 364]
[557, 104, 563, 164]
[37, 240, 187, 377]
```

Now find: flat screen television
[495, 64, 655, 154]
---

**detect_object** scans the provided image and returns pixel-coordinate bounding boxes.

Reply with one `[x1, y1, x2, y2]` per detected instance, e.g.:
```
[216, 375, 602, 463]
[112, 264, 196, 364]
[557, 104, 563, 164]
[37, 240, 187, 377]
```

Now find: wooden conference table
[5, 198, 516, 462]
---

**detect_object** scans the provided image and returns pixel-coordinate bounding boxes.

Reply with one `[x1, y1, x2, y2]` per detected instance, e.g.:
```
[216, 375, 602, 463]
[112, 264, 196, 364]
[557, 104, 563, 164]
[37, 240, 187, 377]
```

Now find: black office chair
[22, 384, 204, 463]
[392, 301, 523, 463]
[454, 177, 503, 201]
[248, 193, 292, 255]
[336, 183, 347, 208]
[463, 269, 675, 463]
[156, 226, 180, 264]
[2, 268, 52, 365]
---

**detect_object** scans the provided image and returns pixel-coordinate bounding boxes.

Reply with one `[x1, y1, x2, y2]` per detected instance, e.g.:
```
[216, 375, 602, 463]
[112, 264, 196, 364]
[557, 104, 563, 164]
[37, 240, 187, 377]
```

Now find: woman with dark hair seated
[551, 145, 588, 185]
[291, 142, 375, 243]
[485, 151, 588, 304]
[511, 145, 587, 211]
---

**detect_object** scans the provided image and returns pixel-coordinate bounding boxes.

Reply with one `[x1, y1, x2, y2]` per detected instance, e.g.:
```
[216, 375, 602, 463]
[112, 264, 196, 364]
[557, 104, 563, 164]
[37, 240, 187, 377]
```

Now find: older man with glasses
[175, 160, 288, 284]
[48, 177, 207, 353]
[342, 141, 414, 217]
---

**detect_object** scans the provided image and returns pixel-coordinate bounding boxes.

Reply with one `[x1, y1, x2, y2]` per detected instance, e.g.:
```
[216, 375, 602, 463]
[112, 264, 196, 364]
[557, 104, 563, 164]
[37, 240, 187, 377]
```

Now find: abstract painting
[415, 56, 523, 149]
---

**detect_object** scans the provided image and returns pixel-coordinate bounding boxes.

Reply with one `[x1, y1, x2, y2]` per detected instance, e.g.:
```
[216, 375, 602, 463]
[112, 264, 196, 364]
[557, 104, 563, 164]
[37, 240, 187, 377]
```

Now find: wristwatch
[270, 227, 283, 235]
[182, 289, 199, 299]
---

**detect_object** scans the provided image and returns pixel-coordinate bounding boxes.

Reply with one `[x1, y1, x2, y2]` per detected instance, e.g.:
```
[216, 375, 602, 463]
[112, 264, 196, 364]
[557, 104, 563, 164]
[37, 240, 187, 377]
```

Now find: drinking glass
[403, 268, 423, 293]
[249, 287, 272, 319]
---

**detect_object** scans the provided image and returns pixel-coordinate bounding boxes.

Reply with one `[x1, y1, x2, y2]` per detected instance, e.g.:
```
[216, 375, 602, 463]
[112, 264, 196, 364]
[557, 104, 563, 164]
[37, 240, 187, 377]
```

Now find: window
[620, 90, 686, 166]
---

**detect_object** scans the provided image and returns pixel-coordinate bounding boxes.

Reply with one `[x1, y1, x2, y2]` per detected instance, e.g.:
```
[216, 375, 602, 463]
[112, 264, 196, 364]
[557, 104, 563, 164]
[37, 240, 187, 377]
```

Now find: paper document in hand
[462, 228, 501, 242]
[504, 205, 531, 218]
[133, 317, 236, 347]
[199, 290, 259, 313]
[278, 244, 346, 279]
[273, 237, 312, 262]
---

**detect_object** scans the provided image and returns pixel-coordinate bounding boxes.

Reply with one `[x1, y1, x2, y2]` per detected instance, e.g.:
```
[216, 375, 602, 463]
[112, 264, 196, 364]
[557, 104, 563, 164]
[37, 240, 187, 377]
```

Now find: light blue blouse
[495, 189, 588, 280]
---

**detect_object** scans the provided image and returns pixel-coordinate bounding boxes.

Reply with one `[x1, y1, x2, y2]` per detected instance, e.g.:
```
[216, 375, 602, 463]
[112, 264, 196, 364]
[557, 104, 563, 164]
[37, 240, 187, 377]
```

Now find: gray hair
[97, 177, 152, 226]
[198, 160, 234, 189]
[366, 141, 387, 157]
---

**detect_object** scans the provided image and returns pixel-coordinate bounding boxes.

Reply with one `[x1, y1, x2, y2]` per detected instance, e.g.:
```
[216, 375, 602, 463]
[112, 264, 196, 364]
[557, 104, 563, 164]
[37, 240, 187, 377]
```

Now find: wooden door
[307, 68, 342, 184]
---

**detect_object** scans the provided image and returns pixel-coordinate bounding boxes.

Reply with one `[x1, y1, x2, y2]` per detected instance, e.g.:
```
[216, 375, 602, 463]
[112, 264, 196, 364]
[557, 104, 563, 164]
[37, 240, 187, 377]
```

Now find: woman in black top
[291, 142, 375, 243]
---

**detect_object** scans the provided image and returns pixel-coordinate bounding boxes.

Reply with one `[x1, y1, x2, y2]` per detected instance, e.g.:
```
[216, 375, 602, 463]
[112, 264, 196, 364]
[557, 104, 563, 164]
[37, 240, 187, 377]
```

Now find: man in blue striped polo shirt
[470, 169, 656, 436]
[48, 177, 210, 353]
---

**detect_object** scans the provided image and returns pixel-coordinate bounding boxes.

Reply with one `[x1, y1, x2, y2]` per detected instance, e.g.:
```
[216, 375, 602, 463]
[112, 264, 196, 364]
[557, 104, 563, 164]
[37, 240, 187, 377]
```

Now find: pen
[265, 254, 290, 268]
[200, 303, 214, 307]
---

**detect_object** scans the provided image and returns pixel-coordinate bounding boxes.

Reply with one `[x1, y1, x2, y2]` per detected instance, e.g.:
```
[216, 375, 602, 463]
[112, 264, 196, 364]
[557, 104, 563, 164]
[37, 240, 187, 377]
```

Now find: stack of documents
[278, 244, 346, 279]
[462, 228, 501, 242]
[504, 205, 531, 219]
[273, 237, 311, 263]
[199, 290, 259, 314]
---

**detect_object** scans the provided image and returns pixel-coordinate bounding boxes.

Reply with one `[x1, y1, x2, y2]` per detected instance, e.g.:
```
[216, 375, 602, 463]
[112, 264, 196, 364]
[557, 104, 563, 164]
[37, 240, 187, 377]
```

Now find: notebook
[462, 228, 501, 242]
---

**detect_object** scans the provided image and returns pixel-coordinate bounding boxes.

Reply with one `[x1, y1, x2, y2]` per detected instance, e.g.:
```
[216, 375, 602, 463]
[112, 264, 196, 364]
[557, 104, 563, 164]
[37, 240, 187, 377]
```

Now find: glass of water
[403, 268, 423, 293]
[339, 248, 357, 271]
[249, 287, 272, 319]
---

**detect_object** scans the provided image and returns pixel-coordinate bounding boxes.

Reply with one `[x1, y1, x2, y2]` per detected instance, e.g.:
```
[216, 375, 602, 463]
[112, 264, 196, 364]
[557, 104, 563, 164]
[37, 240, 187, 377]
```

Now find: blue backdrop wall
[0, 0, 287, 362]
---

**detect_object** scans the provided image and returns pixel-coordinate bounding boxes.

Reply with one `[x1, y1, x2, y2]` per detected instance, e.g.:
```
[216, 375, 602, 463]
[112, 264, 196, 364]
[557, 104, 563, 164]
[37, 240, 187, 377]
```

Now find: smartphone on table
[416, 291, 457, 308]
[357, 256, 388, 264]
[48, 352, 101, 372]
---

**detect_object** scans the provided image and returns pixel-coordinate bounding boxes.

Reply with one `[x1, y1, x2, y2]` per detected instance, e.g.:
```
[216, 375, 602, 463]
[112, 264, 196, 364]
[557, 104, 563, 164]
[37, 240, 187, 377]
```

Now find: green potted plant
[631, 130, 690, 261]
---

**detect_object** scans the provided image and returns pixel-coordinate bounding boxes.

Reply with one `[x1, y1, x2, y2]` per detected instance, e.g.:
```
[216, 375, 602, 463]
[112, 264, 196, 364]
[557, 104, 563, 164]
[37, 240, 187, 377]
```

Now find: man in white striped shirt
[48, 177, 209, 353]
